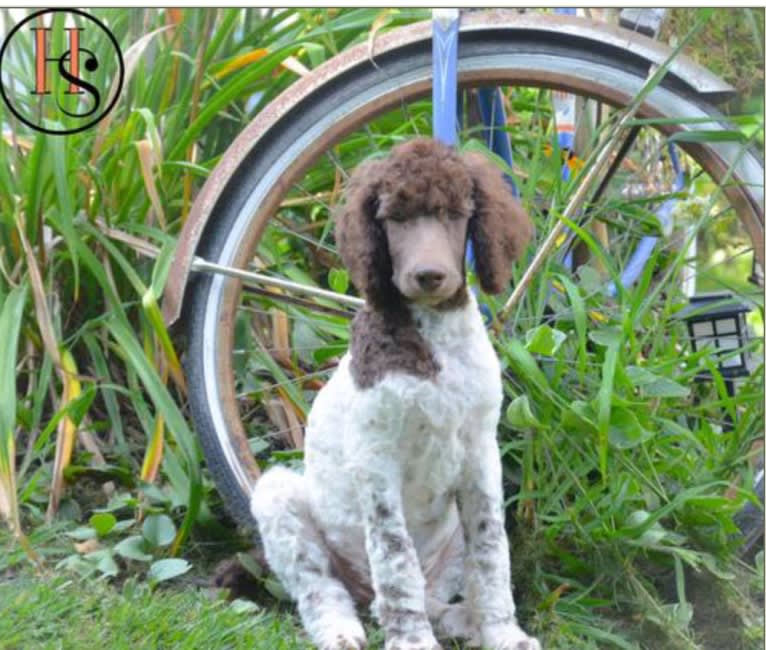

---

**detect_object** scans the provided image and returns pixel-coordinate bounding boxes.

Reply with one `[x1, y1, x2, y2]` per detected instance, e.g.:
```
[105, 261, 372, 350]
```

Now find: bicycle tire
[183, 20, 765, 528]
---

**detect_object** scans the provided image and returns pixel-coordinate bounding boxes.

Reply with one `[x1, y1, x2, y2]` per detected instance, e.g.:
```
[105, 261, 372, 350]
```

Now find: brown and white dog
[252, 138, 539, 650]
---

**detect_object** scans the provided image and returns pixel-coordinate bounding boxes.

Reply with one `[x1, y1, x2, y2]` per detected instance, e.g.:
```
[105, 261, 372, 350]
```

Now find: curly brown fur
[334, 139, 475, 310]
[372, 138, 475, 224]
[335, 138, 531, 301]
[334, 137, 532, 389]
[349, 304, 441, 389]
[463, 150, 533, 294]
[212, 548, 270, 601]
[334, 158, 399, 311]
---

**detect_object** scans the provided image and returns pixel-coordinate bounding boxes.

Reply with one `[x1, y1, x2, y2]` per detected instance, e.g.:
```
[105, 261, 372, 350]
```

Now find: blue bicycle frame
[431, 9, 686, 296]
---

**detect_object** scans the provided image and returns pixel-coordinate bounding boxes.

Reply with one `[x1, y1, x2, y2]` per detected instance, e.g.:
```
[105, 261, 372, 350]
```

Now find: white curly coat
[251, 293, 540, 650]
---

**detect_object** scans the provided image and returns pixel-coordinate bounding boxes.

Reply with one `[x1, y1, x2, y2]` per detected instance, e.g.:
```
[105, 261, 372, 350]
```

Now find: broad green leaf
[525, 324, 566, 356]
[147, 558, 191, 583]
[264, 577, 289, 601]
[608, 407, 653, 449]
[89, 512, 117, 537]
[562, 400, 597, 435]
[48, 134, 80, 295]
[506, 395, 542, 430]
[588, 328, 622, 347]
[642, 377, 690, 399]
[114, 535, 153, 562]
[230, 599, 260, 614]
[505, 339, 551, 395]
[625, 366, 690, 398]
[150, 240, 178, 298]
[90, 550, 120, 577]
[236, 551, 264, 579]
[65, 527, 97, 541]
[142, 513, 177, 548]
[625, 365, 660, 386]
[328, 267, 349, 294]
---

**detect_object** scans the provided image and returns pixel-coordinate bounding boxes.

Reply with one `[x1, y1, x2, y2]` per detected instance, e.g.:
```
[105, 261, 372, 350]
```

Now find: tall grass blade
[106, 318, 202, 552]
[0, 284, 27, 537]
[46, 349, 82, 522]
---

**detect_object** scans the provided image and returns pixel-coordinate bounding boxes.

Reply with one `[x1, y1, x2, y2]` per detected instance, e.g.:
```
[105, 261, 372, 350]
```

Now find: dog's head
[334, 138, 532, 310]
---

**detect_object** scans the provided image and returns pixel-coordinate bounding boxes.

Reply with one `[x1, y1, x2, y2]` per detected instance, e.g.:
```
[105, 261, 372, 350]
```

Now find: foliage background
[0, 8, 763, 650]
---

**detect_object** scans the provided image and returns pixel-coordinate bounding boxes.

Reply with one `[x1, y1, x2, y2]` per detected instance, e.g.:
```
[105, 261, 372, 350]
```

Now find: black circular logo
[0, 8, 124, 135]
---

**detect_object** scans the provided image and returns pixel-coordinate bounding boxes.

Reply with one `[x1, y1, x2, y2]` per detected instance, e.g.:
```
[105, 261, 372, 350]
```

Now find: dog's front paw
[481, 621, 541, 650]
[385, 632, 442, 650]
[320, 634, 366, 650]
[314, 617, 367, 650]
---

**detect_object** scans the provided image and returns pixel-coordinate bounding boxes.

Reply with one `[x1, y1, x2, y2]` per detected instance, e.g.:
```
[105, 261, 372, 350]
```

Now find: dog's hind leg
[252, 466, 366, 650]
[425, 527, 480, 647]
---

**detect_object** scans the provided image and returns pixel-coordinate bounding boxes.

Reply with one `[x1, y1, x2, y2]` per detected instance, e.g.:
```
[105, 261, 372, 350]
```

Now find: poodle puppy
[252, 138, 539, 650]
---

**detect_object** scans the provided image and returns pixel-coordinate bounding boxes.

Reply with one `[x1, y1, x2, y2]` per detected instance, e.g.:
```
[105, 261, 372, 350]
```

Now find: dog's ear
[334, 158, 397, 309]
[462, 150, 533, 294]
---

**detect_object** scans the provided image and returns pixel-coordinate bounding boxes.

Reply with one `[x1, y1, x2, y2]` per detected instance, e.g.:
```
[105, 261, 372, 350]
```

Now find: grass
[0, 571, 310, 650]
[0, 556, 761, 650]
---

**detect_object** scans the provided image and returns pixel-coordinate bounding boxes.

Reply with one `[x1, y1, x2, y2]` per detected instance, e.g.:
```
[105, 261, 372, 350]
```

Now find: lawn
[0, 571, 311, 650]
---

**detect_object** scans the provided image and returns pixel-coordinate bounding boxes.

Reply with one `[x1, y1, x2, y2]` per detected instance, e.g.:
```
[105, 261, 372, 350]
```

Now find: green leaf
[506, 395, 542, 430]
[114, 535, 153, 562]
[230, 599, 260, 614]
[525, 324, 566, 356]
[236, 552, 264, 580]
[562, 400, 597, 435]
[588, 328, 622, 347]
[328, 267, 349, 294]
[597, 340, 621, 481]
[556, 274, 587, 378]
[0, 284, 27, 437]
[66, 527, 97, 541]
[150, 240, 178, 298]
[86, 549, 119, 577]
[577, 265, 604, 295]
[49, 134, 80, 295]
[642, 377, 690, 399]
[608, 407, 653, 449]
[142, 514, 177, 548]
[112, 519, 136, 533]
[89, 512, 117, 537]
[505, 339, 551, 395]
[625, 365, 659, 386]
[97, 554, 120, 578]
[625, 366, 690, 398]
[147, 558, 191, 583]
[263, 577, 289, 601]
[107, 318, 202, 551]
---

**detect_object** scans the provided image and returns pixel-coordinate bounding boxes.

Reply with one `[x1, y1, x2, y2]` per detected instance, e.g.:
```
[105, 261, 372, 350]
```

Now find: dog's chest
[395, 327, 501, 506]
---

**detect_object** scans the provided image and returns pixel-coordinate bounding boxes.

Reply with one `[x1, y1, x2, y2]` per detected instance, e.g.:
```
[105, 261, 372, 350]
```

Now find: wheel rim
[197, 50, 764, 505]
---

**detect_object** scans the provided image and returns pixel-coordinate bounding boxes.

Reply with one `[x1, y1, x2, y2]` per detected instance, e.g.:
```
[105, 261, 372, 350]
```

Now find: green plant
[0, 7, 429, 557]
[0, 9, 762, 650]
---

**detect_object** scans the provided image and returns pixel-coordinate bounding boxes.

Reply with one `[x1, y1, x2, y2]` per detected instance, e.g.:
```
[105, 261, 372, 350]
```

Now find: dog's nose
[414, 267, 446, 292]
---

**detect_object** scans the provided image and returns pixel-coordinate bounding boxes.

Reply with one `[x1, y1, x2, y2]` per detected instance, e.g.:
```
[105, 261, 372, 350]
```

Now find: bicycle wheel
[181, 14, 764, 527]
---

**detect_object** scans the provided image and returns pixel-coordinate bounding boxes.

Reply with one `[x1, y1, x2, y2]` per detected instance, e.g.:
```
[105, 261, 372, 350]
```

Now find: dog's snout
[414, 267, 446, 292]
